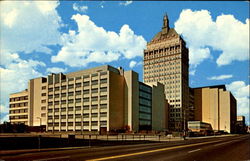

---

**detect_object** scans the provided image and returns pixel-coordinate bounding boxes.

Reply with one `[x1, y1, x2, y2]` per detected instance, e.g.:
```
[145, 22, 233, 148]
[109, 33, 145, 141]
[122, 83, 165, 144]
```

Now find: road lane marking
[86, 140, 222, 161]
[188, 148, 201, 153]
[33, 156, 70, 161]
[213, 140, 235, 147]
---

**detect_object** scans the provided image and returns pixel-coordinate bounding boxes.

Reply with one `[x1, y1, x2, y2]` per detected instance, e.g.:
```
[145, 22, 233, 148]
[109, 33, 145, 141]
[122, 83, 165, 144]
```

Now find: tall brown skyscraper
[143, 14, 189, 131]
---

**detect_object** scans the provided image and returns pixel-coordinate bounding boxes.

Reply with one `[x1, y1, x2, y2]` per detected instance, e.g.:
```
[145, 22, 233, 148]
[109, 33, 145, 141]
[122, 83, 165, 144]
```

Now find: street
[1, 135, 249, 161]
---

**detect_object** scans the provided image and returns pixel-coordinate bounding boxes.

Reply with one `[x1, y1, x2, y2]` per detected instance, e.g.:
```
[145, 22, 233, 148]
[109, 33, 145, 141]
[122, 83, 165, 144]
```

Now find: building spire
[162, 13, 169, 31]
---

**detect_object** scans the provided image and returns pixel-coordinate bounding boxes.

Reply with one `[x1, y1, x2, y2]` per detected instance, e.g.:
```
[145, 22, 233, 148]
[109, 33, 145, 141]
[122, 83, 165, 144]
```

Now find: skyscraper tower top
[150, 14, 179, 43]
[162, 13, 169, 31]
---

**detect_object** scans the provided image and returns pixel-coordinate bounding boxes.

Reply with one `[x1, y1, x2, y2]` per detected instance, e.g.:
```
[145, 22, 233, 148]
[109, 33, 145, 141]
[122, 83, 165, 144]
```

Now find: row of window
[46, 87, 108, 98]
[10, 115, 28, 119]
[144, 72, 182, 79]
[48, 112, 107, 119]
[144, 55, 182, 65]
[10, 109, 28, 114]
[48, 95, 107, 105]
[9, 96, 28, 102]
[144, 61, 181, 70]
[144, 46, 181, 56]
[48, 104, 107, 111]
[48, 121, 107, 127]
[48, 78, 108, 90]
[9, 102, 28, 108]
[139, 98, 151, 107]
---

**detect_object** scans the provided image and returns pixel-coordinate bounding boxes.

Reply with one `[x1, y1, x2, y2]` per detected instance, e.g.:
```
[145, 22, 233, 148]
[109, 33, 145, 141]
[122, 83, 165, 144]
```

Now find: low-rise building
[236, 116, 246, 134]
[9, 90, 29, 125]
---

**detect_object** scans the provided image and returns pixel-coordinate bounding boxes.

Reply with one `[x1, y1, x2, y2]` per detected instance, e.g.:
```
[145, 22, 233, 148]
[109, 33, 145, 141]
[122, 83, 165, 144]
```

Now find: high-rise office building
[143, 14, 189, 131]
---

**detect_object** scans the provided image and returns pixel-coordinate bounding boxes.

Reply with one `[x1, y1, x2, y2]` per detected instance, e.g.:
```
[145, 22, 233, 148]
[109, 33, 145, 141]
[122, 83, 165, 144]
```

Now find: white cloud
[0, 52, 45, 116]
[46, 67, 67, 74]
[129, 60, 137, 68]
[0, 1, 62, 54]
[175, 9, 249, 67]
[73, 3, 88, 13]
[119, 1, 133, 6]
[208, 74, 233, 80]
[0, 104, 9, 123]
[189, 70, 196, 76]
[226, 81, 250, 124]
[1, 113, 9, 123]
[52, 14, 146, 67]
[0, 104, 9, 113]
[129, 60, 142, 69]
[99, 1, 105, 8]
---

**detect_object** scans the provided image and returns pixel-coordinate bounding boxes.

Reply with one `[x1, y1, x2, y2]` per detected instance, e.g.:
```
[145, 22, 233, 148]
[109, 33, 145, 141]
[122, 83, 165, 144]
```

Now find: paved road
[1, 135, 249, 161]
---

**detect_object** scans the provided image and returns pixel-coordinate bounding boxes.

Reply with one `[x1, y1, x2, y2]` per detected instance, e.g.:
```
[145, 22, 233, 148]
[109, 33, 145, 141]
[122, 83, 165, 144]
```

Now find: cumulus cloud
[0, 113, 9, 123]
[46, 67, 67, 74]
[129, 60, 142, 68]
[0, 104, 9, 113]
[119, 1, 133, 6]
[0, 1, 62, 54]
[129, 60, 137, 68]
[73, 3, 88, 13]
[0, 104, 9, 123]
[226, 81, 250, 124]
[175, 9, 249, 67]
[0, 52, 45, 122]
[208, 74, 233, 80]
[52, 14, 146, 67]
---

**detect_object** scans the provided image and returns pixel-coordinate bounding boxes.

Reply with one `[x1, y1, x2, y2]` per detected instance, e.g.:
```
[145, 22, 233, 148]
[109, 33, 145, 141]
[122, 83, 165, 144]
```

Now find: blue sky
[0, 1, 249, 125]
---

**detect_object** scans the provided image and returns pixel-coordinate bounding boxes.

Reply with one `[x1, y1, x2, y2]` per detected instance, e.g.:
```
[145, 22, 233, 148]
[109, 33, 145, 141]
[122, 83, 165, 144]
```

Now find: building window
[91, 105, 98, 109]
[75, 106, 81, 111]
[83, 105, 89, 110]
[61, 86, 66, 90]
[100, 79, 107, 84]
[68, 92, 74, 96]
[100, 104, 107, 109]
[83, 81, 90, 86]
[83, 98, 89, 102]
[100, 95, 107, 100]
[91, 80, 98, 85]
[92, 96, 98, 101]
[75, 98, 81, 103]
[91, 113, 98, 117]
[76, 83, 81, 88]
[91, 88, 98, 93]
[91, 121, 98, 126]
[68, 84, 74, 89]
[42, 86, 46, 90]
[76, 91, 81, 95]
[68, 107, 73, 111]
[41, 100, 46, 103]
[41, 93, 46, 96]
[100, 112, 107, 117]
[83, 114, 89, 118]
[83, 89, 89, 94]
[100, 87, 107, 92]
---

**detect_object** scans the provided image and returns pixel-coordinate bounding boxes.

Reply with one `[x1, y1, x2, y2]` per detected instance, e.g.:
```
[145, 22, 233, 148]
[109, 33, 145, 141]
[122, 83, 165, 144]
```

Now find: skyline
[0, 1, 249, 125]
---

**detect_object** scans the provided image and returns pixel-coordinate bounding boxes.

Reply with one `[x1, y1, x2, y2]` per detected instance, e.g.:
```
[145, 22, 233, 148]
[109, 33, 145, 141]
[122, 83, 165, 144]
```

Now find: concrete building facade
[9, 65, 167, 133]
[193, 85, 237, 133]
[9, 90, 29, 125]
[143, 14, 189, 131]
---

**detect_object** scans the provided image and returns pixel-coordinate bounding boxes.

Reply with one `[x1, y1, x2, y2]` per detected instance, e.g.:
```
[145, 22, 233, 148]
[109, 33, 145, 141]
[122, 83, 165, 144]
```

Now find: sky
[0, 1, 249, 125]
